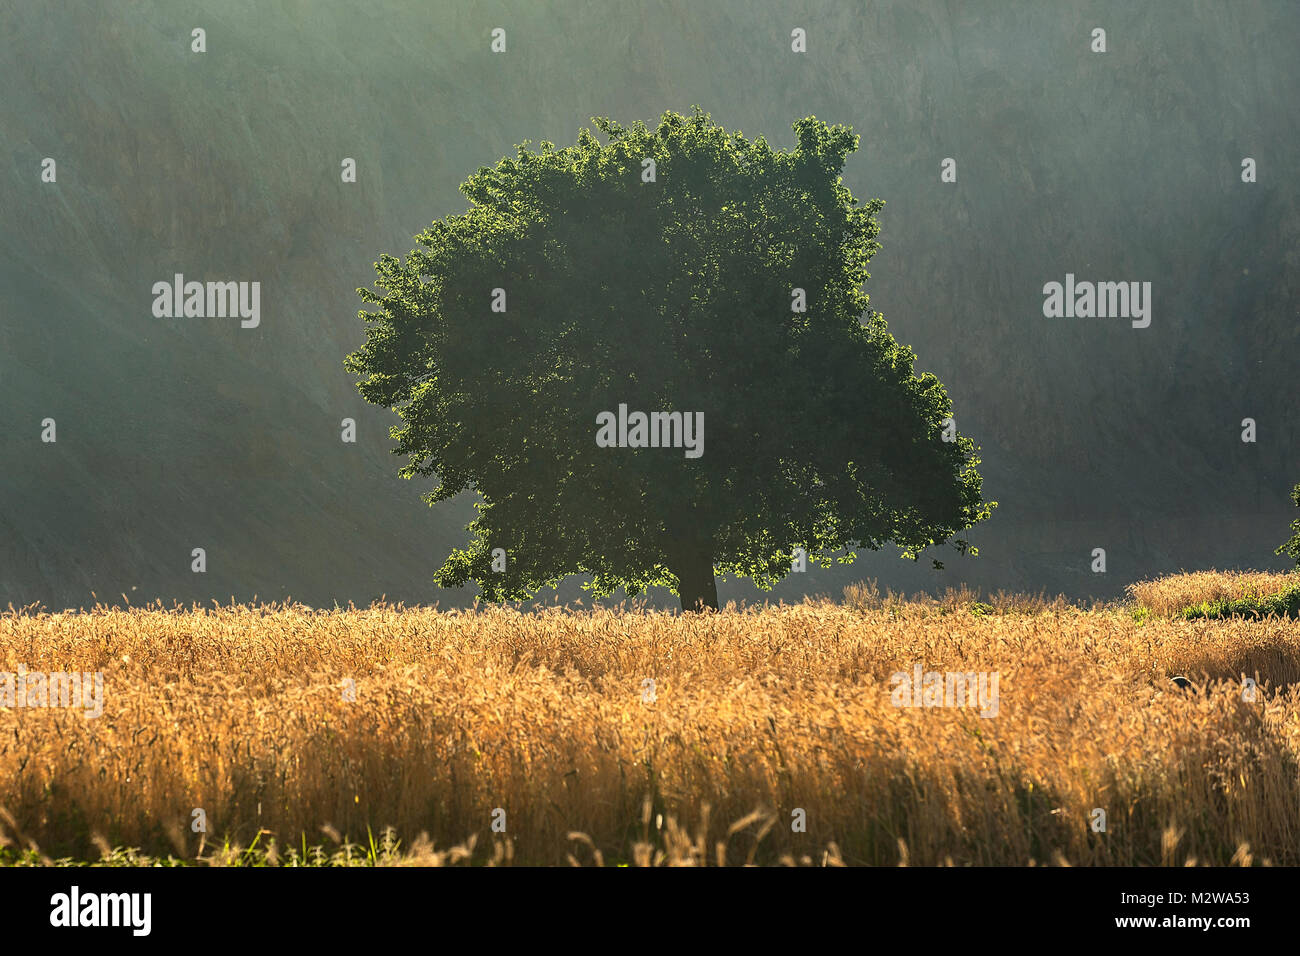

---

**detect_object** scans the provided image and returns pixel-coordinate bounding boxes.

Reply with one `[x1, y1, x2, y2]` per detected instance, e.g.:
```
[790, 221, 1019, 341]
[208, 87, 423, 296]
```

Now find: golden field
[1, 572, 1298, 866]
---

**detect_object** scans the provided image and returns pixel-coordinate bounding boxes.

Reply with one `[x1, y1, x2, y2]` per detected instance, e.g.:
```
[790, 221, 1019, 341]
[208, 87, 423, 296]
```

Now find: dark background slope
[1, 0, 1296, 609]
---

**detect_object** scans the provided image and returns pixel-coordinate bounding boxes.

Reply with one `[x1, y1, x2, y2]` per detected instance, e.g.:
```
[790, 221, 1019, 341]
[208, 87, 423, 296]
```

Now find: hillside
[2, 0, 1297, 608]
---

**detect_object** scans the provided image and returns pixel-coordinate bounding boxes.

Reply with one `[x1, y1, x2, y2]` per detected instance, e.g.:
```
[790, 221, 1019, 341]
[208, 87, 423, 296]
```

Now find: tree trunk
[672, 548, 718, 612]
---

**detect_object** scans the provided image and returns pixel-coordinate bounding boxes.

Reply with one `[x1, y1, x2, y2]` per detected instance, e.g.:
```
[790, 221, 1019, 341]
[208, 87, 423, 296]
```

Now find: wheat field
[2, 574, 1298, 866]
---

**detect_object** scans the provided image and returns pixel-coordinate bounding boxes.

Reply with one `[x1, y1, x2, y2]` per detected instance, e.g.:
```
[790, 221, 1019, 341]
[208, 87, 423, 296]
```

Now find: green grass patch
[1180, 583, 1300, 621]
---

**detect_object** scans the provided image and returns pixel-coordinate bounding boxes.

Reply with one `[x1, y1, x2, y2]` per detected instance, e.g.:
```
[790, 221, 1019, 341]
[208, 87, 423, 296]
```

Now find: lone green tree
[1279, 482, 1300, 568]
[346, 108, 994, 611]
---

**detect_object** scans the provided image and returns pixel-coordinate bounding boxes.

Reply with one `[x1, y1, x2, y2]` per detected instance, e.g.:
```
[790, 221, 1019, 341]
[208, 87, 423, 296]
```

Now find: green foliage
[346, 107, 994, 603]
[1277, 482, 1300, 568]
[1180, 583, 1300, 621]
[0, 829, 412, 867]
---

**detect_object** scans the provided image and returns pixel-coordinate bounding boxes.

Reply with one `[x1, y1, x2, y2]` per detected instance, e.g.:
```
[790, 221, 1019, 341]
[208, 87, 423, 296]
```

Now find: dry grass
[1128, 569, 1297, 618]
[843, 578, 1073, 614]
[2, 580, 1298, 866]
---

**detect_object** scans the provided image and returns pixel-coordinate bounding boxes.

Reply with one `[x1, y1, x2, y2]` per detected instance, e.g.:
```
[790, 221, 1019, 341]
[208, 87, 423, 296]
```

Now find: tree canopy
[345, 107, 994, 610]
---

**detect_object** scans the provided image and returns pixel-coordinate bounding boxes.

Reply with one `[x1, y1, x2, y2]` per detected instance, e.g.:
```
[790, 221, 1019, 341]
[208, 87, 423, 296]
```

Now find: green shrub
[1278, 482, 1300, 568]
[1180, 582, 1300, 621]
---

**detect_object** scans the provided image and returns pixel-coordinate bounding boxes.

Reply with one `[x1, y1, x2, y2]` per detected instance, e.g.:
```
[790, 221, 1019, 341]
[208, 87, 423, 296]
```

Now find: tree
[1278, 482, 1300, 568]
[345, 108, 994, 611]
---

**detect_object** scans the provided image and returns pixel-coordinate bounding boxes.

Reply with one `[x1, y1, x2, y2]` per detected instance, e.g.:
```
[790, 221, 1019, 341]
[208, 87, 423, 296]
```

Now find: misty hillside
[2, 0, 1297, 609]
